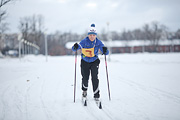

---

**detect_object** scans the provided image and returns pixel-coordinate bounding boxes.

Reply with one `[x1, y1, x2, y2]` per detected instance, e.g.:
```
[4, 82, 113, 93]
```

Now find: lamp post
[27, 42, 29, 54]
[24, 40, 27, 55]
[18, 34, 22, 60]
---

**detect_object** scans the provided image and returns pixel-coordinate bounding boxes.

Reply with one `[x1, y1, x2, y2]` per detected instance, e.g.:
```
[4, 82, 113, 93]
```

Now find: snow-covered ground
[0, 53, 180, 120]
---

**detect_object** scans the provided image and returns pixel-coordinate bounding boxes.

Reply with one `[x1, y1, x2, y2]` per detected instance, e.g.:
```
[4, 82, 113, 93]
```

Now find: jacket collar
[86, 37, 97, 47]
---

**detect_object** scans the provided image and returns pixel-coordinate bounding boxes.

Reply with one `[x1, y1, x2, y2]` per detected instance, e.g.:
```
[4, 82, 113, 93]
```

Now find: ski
[82, 97, 102, 109]
[94, 99, 102, 109]
[82, 95, 102, 109]
[82, 96, 87, 106]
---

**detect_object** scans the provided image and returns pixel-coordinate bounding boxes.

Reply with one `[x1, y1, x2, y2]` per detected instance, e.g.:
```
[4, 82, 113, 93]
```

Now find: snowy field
[0, 53, 180, 120]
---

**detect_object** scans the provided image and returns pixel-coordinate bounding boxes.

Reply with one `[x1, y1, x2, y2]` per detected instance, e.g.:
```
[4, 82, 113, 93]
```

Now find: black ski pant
[81, 59, 100, 98]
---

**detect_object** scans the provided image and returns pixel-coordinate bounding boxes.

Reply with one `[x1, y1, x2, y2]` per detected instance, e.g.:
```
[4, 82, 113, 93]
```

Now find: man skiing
[72, 23, 109, 101]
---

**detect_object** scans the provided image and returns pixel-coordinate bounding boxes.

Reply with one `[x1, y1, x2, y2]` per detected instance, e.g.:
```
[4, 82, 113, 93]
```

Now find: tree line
[1, 14, 180, 55]
[0, 0, 180, 55]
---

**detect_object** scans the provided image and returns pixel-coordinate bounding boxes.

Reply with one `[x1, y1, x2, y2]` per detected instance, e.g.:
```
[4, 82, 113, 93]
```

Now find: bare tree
[18, 14, 45, 45]
[149, 21, 168, 52]
[120, 29, 133, 40]
[18, 14, 45, 55]
[143, 24, 152, 40]
[0, 0, 18, 51]
[132, 29, 142, 40]
[0, 0, 18, 27]
[111, 31, 120, 40]
[29, 14, 45, 45]
[18, 17, 30, 40]
[0, 22, 8, 49]
[175, 29, 180, 39]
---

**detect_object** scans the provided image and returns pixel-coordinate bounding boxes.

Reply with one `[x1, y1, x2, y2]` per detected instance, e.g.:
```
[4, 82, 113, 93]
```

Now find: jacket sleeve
[72, 43, 80, 51]
[99, 41, 109, 55]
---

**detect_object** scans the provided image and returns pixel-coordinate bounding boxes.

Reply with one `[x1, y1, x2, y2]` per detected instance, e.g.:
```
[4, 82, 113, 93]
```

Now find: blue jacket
[72, 37, 109, 63]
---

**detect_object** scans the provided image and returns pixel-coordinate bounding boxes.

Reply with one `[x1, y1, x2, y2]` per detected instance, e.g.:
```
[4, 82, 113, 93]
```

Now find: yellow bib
[82, 48, 95, 57]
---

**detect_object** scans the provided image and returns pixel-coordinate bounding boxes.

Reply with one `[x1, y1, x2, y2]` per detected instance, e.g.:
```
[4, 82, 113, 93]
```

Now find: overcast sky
[5, 0, 180, 34]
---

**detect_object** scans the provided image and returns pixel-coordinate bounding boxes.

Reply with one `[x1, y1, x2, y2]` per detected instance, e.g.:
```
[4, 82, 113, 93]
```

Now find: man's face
[88, 34, 96, 41]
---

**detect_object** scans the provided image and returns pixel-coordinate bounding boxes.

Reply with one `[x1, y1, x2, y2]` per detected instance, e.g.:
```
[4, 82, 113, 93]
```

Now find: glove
[102, 47, 107, 54]
[73, 43, 79, 50]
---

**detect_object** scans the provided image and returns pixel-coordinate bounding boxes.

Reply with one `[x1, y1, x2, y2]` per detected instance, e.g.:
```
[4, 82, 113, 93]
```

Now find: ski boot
[82, 91, 87, 97]
[82, 91, 87, 106]
[94, 97, 102, 109]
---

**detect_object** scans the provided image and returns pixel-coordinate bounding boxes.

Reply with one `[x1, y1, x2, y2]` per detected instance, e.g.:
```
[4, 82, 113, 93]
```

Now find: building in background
[65, 39, 180, 55]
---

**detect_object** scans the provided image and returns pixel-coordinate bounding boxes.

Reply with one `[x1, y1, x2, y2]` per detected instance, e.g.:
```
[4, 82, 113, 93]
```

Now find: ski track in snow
[114, 76, 180, 119]
[0, 85, 10, 120]
[117, 77, 180, 104]
[40, 78, 53, 120]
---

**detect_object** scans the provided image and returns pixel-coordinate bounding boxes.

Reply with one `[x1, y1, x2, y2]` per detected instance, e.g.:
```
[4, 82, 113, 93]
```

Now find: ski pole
[105, 55, 111, 100]
[74, 50, 77, 103]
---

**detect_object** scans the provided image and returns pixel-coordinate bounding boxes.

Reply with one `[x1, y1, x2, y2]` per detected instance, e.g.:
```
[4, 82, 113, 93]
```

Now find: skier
[72, 23, 109, 101]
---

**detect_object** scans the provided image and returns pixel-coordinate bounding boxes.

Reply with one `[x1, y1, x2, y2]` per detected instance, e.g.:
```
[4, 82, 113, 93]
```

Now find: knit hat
[88, 24, 97, 35]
